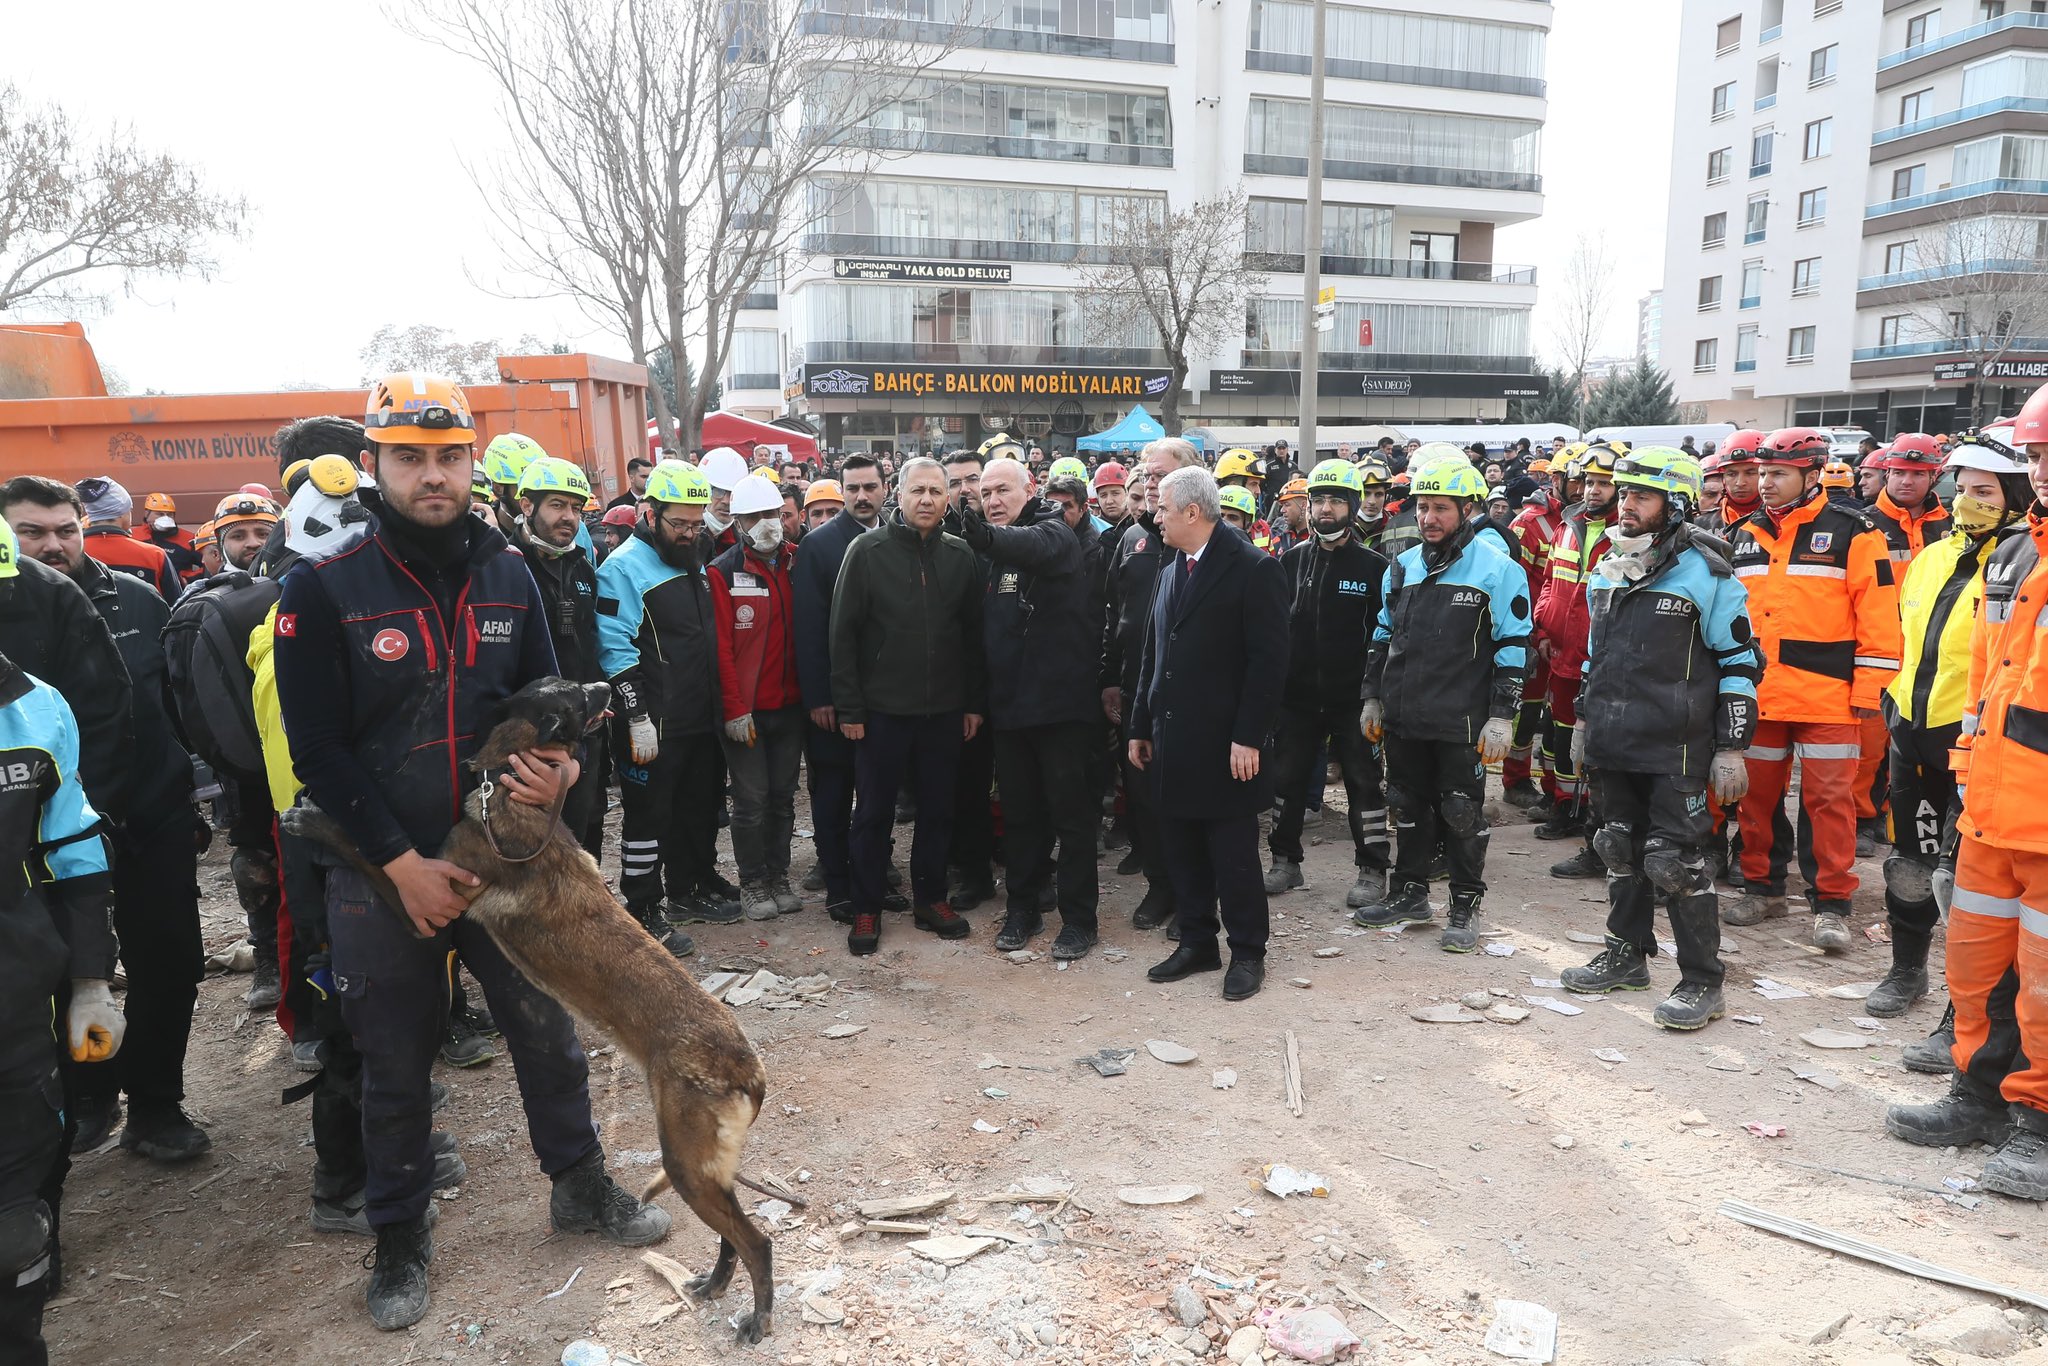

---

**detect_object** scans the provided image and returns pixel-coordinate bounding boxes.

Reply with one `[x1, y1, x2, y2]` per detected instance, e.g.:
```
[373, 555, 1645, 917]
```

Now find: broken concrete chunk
[1146, 1039, 1198, 1064]
[820, 1023, 867, 1039]
[1486, 1004, 1531, 1024]
[1076, 1048, 1135, 1077]
[906, 1234, 998, 1266]
[1800, 1028, 1870, 1050]
[1116, 1184, 1202, 1206]
[1312, 947, 1343, 959]
[1212, 1068, 1237, 1090]
[1411, 1003, 1484, 1023]
[1459, 990, 1494, 1011]
[855, 1190, 954, 1219]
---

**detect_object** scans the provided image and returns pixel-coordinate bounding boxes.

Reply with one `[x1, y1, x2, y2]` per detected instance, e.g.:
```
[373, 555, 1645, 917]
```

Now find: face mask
[747, 518, 784, 554]
[1950, 492, 2012, 537]
[705, 508, 731, 535]
[1595, 529, 1657, 583]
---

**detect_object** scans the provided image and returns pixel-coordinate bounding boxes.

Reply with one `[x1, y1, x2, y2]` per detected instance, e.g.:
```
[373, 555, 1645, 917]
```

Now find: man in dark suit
[1127, 466, 1289, 1000]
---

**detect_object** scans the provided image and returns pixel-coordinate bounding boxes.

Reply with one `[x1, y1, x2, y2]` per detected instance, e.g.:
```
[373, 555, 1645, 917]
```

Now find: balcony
[1873, 96, 2048, 145]
[1242, 253, 1537, 284]
[801, 341, 1171, 367]
[1852, 334, 2048, 361]
[1243, 154, 1540, 193]
[727, 373, 780, 391]
[1755, 92, 1777, 111]
[823, 126, 1172, 167]
[1865, 177, 2048, 217]
[1878, 11, 2048, 70]
[799, 231, 1123, 264]
[800, 9, 1174, 64]
[1241, 350, 1534, 373]
[1735, 358, 1758, 372]
[1740, 294, 1761, 308]
[1857, 258, 2048, 291]
[1245, 50, 1545, 98]
[1760, 24, 1782, 43]
[1750, 160, 1772, 178]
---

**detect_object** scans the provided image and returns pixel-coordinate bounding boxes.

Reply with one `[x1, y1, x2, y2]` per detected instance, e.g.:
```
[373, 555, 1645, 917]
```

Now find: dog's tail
[639, 1170, 672, 1204]
[638, 1169, 809, 1210]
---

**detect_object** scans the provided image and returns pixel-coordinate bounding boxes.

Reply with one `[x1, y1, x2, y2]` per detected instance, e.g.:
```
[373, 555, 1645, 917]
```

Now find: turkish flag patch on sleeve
[275, 614, 297, 637]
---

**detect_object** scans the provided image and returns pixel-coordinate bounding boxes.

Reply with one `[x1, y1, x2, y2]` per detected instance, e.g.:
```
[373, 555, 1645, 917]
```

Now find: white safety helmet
[701, 447, 749, 492]
[729, 473, 782, 518]
[284, 470, 373, 560]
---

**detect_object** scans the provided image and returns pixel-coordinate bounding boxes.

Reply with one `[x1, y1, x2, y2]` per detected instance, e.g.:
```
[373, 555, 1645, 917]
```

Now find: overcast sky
[6, 0, 1674, 394]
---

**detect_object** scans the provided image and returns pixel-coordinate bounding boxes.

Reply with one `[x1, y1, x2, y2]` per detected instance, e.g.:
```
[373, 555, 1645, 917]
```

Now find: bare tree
[1076, 190, 1266, 435]
[0, 83, 246, 314]
[413, 0, 973, 452]
[1889, 201, 2048, 427]
[358, 323, 556, 386]
[1547, 230, 1615, 412]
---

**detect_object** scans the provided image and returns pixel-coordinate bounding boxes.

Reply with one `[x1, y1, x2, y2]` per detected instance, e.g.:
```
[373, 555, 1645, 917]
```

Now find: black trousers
[1120, 743, 1170, 891]
[994, 721, 1098, 927]
[807, 723, 857, 904]
[851, 712, 960, 914]
[1383, 732, 1489, 898]
[1886, 716, 1960, 950]
[616, 727, 722, 909]
[326, 866, 598, 1226]
[1592, 770, 1724, 989]
[721, 706, 804, 882]
[1269, 705, 1389, 870]
[565, 728, 609, 862]
[69, 814, 202, 1113]
[0, 1058, 63, 1366]
[949, 724, 996, 887]
[1161, 811, 1268, 959]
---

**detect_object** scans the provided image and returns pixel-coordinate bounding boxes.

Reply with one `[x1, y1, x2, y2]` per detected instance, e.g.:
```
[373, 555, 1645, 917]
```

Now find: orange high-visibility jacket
[1729, 491, 1901, 724]
[1955, 510, 2048, 854]
[1870, 490, 1950, 569]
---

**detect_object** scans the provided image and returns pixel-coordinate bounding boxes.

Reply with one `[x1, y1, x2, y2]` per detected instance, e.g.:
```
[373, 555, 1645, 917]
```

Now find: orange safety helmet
[1718, 429, 1767, 463]
[803, 479, 845, 508]
[1758, 426, 1830, 467]
[212, 491, 280, 529]
[1820, 459, 1855, 489]
[1868, 432, 1944, 470]
[364, 372, 475, 446]
[1275, 477, 1310, 503]
[192, 520, 218, 550]
[2012, 380, 2048, 448]
[143, 492, 176, 515]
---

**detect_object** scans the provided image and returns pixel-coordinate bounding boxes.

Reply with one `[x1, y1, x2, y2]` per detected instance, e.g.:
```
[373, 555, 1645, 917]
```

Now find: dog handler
[274, 374, 668, 1331]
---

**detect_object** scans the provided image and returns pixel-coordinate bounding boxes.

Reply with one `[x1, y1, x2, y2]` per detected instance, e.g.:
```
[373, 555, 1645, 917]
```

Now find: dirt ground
[43, 784, 2048, 1366]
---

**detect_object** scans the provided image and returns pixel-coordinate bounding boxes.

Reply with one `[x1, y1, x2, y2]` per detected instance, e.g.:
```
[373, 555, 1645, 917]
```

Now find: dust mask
[747, 518, 784, 554]
[1950, 493, 2014, 538]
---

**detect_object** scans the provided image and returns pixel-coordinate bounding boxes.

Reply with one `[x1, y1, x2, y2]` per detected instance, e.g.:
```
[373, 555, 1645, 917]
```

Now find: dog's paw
[686, 1273, 720, 1302]
[732, 1310, 767, 1345]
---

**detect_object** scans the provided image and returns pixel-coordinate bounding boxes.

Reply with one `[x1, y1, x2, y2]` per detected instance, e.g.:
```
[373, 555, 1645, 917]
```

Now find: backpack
[161, 570, 280, 787]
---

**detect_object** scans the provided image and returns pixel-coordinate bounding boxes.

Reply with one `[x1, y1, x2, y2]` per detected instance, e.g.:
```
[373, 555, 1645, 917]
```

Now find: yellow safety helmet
[517, 456, 593, 505]
[978, 432, 1026, 462]
[1215, 449, 1264, 483]
[1352, 456, 1394, 488]
[483, 432, 548, 486]
[1218, 485, 1260, 519]
[645, 460, 712, 506]
[1410, 461, 1488, 502]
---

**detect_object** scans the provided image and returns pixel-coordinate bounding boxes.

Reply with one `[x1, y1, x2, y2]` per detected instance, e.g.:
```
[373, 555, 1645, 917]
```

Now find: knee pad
[1883, 855, 1935, 905]
[1385, 783, 1424, 826]
[1642, 840, 1709, 896]
[231, 848, 278, 901]
[1439, 793, 1485, 837]
[1592, 823, 1634, 875]
[0, 1199, 51, 1284]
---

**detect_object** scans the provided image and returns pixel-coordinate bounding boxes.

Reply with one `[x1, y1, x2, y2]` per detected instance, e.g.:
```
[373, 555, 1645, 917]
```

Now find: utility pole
[1297, 0, 1328, 467]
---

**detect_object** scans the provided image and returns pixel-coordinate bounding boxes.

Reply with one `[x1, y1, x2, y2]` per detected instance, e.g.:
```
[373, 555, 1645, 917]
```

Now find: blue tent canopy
[1076, 405, 1165, 453]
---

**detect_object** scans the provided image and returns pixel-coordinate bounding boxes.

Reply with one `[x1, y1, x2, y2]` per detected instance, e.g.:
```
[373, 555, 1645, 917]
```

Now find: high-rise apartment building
[1661, 0, 2048, 437]
[1638, 289, 1664, 363]
[724, 0, 1553, 453]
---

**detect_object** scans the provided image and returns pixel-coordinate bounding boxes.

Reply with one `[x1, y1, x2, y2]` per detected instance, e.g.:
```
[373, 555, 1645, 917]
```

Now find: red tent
[647, 411, 819, 460]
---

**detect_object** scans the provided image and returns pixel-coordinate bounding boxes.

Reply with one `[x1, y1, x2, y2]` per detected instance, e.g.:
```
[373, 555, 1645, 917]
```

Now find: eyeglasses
[655, 514, 698, 533]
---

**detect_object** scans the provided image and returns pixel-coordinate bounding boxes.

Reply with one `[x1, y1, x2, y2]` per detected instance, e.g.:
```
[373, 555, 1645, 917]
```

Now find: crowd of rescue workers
[2, 368, 2047, 1353]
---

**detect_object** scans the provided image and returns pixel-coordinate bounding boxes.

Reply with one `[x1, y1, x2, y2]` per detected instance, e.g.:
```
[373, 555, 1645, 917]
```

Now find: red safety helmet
[1699, 451, 1726, 477]
[1868, 432, 1944, 469]
[2014, 380, 2048, 448]
[1718, 429, 1766, 463]
[600, 504, 639, 528]
[1093, 461, 1128, 488]
[1758, 426, 1830, 468]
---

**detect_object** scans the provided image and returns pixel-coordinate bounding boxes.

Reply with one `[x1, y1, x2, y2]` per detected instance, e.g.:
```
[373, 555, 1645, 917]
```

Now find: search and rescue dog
[283, 677, 779, 1343]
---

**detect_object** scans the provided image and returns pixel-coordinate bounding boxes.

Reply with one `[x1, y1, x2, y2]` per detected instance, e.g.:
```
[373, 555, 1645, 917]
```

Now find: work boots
[1262, 857, 1304, 895]
[1502, 779, 1544, 810]
[1131, 885, 1175, 931]
[1721, 891, 1787, 926]
[993, 910, 1043, 952]
[1902, 1002, 1958, 1074]
[768, 874, 802, 916]
[1352, 881, 1432, 929]
[118, 1103, 213, 1163]
[1534, 807, 1583, 841]
[549, 1151, 672, 1246]
[1866, 929, 1931, 1017]
[1980, 1111, 2048, 1202]
[739, 882, 779, 922]
[1654, 982, 1727, 1031]
[1439, 890, 1480, 953]
[1657, 891, 1727, 1028]
[365, 1216, 433, 1331]
[245, 954, 283, 1011]
[1885, 1075, 2011, 1149]
[1560, 937, 1651, 994]
[1347, 866, 1387, 910]
[914, 900, 972, 940]
[1811, 910, 1852, 953]
[1548, 846, 1605, 880]
[847, 911, 881, 956]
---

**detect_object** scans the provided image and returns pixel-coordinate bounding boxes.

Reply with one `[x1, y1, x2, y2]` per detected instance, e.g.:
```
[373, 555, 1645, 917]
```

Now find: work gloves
[1477, 716, 1513, 765]
[68, 979, 126, 1063]
[1709, 750, 1750, 805]
[724, 713, 757, 747]
[627, 715, 660, 765]
[955, 506, 993, 554]
[1359, 699, 1384, 743]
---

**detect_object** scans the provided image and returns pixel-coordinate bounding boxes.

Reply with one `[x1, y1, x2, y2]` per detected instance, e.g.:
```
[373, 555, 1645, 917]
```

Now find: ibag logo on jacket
[372, 628, 409, 662]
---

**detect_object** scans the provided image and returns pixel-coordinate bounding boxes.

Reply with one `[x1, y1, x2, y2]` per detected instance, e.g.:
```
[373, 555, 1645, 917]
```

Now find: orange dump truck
[0, 323, 650, 522]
